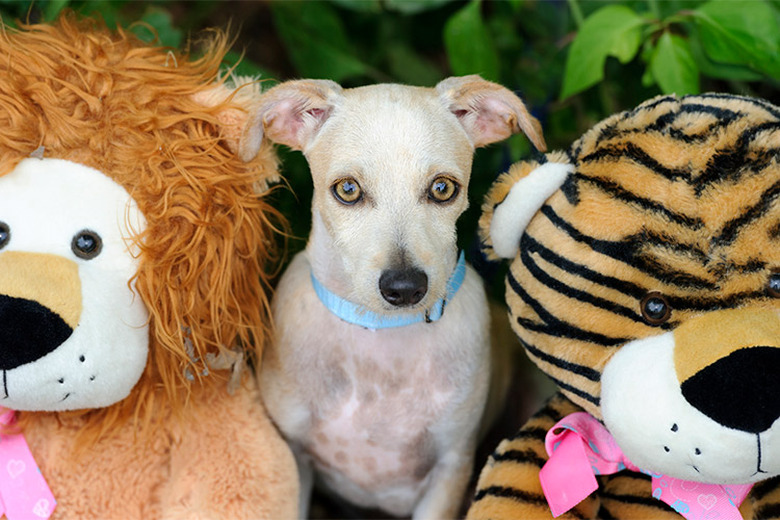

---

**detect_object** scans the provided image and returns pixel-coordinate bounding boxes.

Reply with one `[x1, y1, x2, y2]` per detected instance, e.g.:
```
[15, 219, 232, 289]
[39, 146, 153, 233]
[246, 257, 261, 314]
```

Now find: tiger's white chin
[601, 332, 780, 485]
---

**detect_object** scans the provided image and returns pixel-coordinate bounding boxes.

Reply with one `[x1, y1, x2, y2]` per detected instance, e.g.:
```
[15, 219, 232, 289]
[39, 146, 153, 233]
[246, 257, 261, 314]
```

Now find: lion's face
[0, 158, 148, 411]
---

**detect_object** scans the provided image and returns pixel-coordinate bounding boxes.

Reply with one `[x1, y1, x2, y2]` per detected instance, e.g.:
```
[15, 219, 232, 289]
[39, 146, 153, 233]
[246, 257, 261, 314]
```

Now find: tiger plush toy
[467, 93, 780, 520]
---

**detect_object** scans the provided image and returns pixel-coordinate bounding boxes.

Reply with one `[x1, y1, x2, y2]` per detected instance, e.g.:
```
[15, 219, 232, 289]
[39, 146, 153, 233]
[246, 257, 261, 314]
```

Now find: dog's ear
[240, 79, 343, 159]
[436, 75, 546, 152]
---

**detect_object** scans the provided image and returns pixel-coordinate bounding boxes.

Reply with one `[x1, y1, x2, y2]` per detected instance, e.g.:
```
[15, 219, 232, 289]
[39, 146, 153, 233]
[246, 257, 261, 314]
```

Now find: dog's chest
[305, 332, 457, 495]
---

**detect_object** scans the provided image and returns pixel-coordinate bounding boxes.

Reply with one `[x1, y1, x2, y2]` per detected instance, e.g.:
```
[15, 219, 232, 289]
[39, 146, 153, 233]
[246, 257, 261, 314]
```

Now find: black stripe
[508, 269, 629, 346]
[521, 238, 672, 329]
[648, 104, 743, 144]
[472, 486, 548, 506]
[694, 93, 780, 120]
[540, 205, 717, 290]
[577, 174, 703, 230]
[754, 502, 780, 519]
[509, 426, 549, 442]
[751, 476, 780, 501]
[600, 490, 673, 510]
[696, 122, 780, 196]
[715, 178, 780, 247]
[770, 221, 780, 241]
[596, 504, 618, 520]
[547, 372, 601, 407]
[519, 335, 602, 382]
[581, 141, 691, 182]
[492, 448, 547, 468]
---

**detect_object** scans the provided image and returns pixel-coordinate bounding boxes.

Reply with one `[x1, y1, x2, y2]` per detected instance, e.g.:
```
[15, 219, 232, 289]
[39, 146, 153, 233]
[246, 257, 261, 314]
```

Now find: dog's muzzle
[675, 308, 780, 433]
[0, 251, 82, 370]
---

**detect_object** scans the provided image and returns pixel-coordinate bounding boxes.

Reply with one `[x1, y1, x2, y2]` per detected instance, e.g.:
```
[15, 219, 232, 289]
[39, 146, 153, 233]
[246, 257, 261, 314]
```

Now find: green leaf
[385, 44, 442, 86]
[384, 0, 453, 14]
[687, 28, 763, 82]
[692, 0, 780, 78]
[140, 7, 182, 48]
[650, 32, 699, 95]
[271, 1, 371, 82]
[443, 0, 500, 81]
[560, 4, 645, 99]
[328, 0, 383, 13]
[42, 0, 70, 21]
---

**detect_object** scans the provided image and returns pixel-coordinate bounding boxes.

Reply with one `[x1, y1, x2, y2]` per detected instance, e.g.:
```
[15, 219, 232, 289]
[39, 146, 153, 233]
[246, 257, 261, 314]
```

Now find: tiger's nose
[675, 308, 780, 433]
[379, 268, 428, 307]
[681, 346, 780, 433]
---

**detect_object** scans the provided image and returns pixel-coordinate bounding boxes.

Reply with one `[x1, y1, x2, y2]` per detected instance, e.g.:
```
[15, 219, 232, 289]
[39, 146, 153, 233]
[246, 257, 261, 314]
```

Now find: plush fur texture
[468, 94, 780, 519]
[0, 13, 297, 518]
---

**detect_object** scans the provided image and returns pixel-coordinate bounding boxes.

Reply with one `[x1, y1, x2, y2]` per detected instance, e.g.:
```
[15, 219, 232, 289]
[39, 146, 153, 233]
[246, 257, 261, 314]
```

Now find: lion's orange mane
[0, 13, 282, 440]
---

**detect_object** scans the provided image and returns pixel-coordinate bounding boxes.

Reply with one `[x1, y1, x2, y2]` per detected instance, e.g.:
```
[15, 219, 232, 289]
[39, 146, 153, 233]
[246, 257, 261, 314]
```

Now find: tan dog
[253, 76, 545, 519]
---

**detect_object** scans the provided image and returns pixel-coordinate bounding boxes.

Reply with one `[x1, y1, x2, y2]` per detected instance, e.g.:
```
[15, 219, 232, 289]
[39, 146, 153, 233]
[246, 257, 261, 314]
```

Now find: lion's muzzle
[0, 251, 82, 370]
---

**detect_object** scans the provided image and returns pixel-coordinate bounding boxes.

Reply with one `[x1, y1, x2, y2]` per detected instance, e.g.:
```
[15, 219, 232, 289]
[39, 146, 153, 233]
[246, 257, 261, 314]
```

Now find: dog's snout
[379, 268, 428, 307]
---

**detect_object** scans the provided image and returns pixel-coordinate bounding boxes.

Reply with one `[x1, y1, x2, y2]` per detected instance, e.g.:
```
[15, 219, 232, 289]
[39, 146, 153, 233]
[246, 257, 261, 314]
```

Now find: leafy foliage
[1, 0, 778, 282]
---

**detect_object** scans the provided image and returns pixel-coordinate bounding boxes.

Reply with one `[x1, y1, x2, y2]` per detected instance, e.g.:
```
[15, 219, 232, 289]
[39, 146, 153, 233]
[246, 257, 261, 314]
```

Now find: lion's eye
[769, 271, 780, 298]
[0, 222, 9, 250]
[428, 175, 459, 204]
[72, 230, 102, 260]
[331, 177, 362, 205]
[641, 291, 671, 325]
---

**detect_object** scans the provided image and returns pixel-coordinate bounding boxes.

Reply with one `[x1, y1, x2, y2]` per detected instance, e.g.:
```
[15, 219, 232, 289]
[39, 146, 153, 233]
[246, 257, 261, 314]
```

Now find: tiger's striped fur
[469, 94, 780, 519]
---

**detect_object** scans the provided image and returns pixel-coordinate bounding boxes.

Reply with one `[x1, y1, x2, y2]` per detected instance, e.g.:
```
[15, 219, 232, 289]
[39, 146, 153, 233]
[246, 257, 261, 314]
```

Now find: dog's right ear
[240, 79, 343, 160]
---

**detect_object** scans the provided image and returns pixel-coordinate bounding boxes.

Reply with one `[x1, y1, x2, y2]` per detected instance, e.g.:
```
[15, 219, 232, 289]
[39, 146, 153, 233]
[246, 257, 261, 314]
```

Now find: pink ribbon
[539, 412, 752, 519]
[0, 409, 56, 520]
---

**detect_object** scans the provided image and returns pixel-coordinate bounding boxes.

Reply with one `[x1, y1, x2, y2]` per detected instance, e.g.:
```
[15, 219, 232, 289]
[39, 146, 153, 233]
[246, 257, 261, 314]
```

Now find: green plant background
[2, 0, 777, 292]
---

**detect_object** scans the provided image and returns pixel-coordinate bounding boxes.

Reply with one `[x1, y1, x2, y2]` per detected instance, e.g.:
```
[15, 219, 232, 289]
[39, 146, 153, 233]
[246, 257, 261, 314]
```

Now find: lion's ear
[191, 77, 265, 161]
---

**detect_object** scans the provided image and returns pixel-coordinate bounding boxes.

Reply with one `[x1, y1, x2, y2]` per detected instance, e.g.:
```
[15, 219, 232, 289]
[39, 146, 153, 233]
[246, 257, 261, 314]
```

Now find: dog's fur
[255, 76, 545, 518]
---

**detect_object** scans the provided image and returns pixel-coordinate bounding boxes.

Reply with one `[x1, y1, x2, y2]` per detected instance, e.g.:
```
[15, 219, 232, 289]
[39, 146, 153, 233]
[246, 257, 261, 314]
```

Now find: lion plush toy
[0, 13, 297, 519]
[467, 93, 780, 520]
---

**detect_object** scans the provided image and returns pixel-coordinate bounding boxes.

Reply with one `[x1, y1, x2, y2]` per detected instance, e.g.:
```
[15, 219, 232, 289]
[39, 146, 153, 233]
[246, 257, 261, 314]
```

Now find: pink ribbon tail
[0, 410, 56, 520]
[539, 412, 752, 520]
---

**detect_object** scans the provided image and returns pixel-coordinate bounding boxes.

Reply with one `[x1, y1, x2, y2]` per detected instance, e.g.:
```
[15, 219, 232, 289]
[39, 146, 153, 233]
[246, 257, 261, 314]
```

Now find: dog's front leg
[412, 448, 476, 520]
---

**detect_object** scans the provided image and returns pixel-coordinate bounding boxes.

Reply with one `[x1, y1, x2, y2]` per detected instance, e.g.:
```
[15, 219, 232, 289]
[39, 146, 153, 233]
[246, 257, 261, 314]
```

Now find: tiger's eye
[331, 177, 362, 205]
[72, 230, 102, 260]
[769, 271, 780, 298]
[641, 291, 671, 325]
[0, 222, 9, 250]
[428, 175, 459, 204]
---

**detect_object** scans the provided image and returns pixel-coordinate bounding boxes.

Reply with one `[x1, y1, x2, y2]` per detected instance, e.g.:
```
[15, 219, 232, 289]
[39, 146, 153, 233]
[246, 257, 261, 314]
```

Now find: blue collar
[310, 251, 467, 330]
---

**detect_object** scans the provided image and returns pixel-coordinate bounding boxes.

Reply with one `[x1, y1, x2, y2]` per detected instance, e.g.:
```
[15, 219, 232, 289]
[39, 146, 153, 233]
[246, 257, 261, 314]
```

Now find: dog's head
[482, 93, 780, 485]
[252, 76, 545, 315]
[0, 15, 280, 433]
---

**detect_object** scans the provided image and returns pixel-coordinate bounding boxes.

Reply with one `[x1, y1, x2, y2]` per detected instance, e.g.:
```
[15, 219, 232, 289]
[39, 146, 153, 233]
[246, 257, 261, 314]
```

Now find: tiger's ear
[436, 75, 547, 151]
[485, 159, 572, 259]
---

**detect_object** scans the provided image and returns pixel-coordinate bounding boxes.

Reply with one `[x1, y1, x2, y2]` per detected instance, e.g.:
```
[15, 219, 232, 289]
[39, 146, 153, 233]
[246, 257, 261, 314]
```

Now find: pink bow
[539, 412, 752, 519]
[0, 409, 56, 520]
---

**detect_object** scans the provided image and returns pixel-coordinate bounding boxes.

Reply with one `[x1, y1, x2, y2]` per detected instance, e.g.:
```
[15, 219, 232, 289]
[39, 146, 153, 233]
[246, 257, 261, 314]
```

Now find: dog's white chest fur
[263, 252, 490, 515]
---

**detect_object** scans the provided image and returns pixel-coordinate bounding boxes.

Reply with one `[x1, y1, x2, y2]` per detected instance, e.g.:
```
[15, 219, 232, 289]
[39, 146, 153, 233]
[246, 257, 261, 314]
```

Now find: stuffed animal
[467, 93, 780, 520]
[0, 13, 297, 519]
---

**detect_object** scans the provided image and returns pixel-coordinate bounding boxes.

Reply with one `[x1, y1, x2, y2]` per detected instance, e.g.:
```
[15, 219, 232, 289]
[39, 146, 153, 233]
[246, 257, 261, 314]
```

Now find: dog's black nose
[379, 268, 428, 307]
[0, 294, 74, 370]
[681, 346, 780, 433]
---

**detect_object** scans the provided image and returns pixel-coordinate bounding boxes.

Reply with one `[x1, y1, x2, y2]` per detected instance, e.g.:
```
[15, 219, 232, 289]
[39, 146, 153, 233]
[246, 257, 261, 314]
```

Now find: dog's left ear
[436, 75, 546, 152]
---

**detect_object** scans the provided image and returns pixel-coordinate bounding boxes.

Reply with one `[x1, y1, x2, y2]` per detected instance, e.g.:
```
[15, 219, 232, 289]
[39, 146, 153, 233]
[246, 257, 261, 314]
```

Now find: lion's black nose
[0, 294, 73, 370]
[681, 346, 780, 433]
[379, 268, 428, 307]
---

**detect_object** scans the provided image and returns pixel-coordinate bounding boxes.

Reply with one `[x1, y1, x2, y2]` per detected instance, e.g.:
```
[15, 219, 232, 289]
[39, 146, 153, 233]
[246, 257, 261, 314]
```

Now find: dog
[253, 75, 546, 519]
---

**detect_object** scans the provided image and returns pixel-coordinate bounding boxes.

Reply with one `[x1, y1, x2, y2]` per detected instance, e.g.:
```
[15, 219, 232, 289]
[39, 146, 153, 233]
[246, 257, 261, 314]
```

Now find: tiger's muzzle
[674, 308, 780, 434]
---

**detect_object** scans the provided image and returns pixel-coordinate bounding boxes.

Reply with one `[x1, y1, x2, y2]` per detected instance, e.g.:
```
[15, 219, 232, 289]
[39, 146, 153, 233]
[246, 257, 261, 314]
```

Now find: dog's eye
[769, 271, 780, 298]
[428, 176, 459, 204]
[331, 177, 363, 205]
[0, 222, 9, 250]
[71, 229, 103, 260]
[640, 291, 671, 325]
